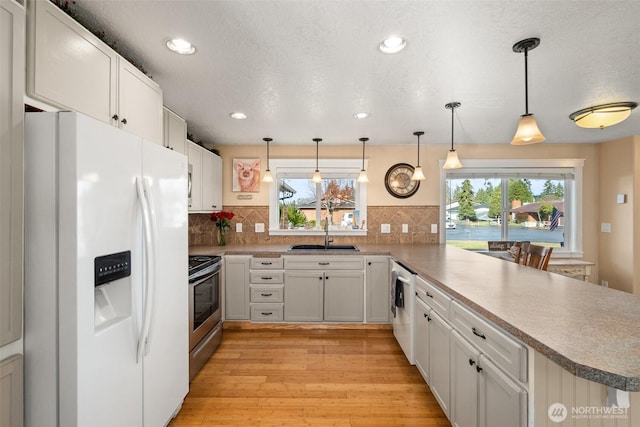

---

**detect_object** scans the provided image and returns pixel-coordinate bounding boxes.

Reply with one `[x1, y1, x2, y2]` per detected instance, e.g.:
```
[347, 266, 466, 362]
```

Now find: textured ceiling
[71, 0, 640, 146]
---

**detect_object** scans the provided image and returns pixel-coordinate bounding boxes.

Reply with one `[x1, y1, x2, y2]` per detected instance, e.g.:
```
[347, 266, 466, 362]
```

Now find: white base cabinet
[283, 271, 324, 322]
[365, 257, 390, 323]
[224, 256, 250, 320]
[324, 271, 364, 322]
[249, 257, 284, 322]
[429, 309, 452, 417]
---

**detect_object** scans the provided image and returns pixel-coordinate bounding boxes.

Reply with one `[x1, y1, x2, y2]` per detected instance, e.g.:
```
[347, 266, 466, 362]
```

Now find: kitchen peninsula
[191, 243, 640, 425]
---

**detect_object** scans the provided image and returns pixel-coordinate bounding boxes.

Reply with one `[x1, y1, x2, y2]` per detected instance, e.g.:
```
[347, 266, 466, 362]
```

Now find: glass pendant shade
[312, 171, 322, 183]
[357, 170, 369, 183]
[411, 166, 426, 181]
[511, 114, 545, 145]
[569, 102, 638, 129]
[443, 150, 463, 169]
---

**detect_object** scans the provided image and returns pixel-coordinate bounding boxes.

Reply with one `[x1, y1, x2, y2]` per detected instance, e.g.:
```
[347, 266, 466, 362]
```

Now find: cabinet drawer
[450, 301, 527, 383]
[250, 303, 284, 321]
[415, 276, 451, 319]
[250, 285, 284, 303]
[250, 257, 284, 270]
[285, 256, 364, 270]
[250, 271, 284, 284]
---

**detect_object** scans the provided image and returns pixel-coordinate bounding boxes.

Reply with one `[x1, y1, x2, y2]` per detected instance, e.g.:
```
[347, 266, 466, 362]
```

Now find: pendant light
[511, 37, 545, 145]
[411, 131, 426, 181]
[312, 138, 322, 183]
[357, 137, 369, 183]
[443, 102, 463, 169]
[262, 137, 274, 183]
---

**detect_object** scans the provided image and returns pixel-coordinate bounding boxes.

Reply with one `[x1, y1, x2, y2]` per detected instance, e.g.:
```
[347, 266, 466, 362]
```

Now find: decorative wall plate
[384, 163, 420, 198]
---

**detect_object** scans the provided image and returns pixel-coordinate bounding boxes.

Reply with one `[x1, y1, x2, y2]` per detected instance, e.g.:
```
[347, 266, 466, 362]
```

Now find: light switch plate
[431, 224, 438, 234]
[402, 224, 408, 233]
[617, 194, 626, 204]
[236, 223, 243, 233]
[255, 223, 265, 233]
[381, 224, 390, 233]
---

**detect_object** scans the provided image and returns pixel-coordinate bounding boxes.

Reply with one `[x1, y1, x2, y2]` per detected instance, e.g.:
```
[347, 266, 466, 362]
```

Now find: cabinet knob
[112, 114, 119, 121]
[476, 366, 483, 373]
[423, 313, 428, 318]
[368, 262, 372, 265]
[468, 358, 476, 366]
[121, 118, 128, 125]
[212, 205, 217, 208]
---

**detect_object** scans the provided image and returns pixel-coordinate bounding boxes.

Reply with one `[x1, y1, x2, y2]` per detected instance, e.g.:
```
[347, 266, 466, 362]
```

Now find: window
[268, 159, 367, 235]
[439, 159, 584, 257]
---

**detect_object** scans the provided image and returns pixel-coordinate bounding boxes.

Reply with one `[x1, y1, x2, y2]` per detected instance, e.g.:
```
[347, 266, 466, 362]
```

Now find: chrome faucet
[324, 219, 333, 249]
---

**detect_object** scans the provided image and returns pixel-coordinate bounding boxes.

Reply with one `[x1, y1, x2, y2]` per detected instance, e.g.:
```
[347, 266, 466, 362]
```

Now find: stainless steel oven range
[188, 255, 222, 381]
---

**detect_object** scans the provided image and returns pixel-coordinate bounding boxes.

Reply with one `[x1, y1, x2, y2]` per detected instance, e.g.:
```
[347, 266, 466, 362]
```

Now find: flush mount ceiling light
[166, 38, 196, 55]
[357, 137, 369, 183]
[353, 112, 370, 119]
[511, 37, 545, 145]
[443, 102, 463, 169]
[262, 137, 274, 183]
[569, 102, 638, 129]
[229, 112, 247, 120]
[411, 131, 426, 181]
[312, 138, 322, 183]
[378, 36, 407, 54]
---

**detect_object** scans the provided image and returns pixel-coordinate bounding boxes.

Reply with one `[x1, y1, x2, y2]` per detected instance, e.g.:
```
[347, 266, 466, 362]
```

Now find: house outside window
[439, 159, 584, 257]
[268, 159, 367, 236]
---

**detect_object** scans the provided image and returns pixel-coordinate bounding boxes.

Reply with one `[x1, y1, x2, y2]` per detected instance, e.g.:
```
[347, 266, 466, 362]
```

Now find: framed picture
[232, 158, 261, 192]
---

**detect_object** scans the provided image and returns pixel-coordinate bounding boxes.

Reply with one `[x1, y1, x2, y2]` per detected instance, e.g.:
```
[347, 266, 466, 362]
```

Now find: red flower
[210, 211, 235, 230]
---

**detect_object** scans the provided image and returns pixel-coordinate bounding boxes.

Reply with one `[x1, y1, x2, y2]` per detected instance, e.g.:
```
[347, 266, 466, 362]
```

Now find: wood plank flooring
[169, 325, 451, 426]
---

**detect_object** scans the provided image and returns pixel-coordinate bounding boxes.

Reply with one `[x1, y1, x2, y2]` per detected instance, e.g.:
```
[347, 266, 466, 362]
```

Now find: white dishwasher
[391, 260, 416, 364]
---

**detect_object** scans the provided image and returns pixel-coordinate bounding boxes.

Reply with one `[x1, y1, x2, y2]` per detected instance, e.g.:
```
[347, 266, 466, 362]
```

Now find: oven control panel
[94, 251, 131, 286]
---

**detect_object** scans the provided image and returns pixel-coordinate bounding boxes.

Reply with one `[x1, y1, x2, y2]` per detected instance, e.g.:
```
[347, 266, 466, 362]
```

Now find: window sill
[269, 229, 368, 237]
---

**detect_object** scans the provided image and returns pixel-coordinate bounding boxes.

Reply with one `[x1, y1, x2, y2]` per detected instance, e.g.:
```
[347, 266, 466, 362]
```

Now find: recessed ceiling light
[378, 36, 407, 54]
[353, 112, 370, 119]
[229, 112, 248, 120]
[166, 38, 196, 55]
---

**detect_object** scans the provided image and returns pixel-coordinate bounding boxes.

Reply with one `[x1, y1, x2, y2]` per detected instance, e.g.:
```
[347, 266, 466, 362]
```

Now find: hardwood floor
[170, 325, 451, 426]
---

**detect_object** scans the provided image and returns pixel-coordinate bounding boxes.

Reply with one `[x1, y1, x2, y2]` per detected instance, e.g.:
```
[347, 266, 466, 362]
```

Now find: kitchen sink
[288, 244, 359, 251]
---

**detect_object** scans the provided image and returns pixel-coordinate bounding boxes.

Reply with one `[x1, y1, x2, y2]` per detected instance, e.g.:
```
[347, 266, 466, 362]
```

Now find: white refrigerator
[23, 112, 189, 427]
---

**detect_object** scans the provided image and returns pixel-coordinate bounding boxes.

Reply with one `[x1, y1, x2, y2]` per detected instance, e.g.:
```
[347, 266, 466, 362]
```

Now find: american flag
[550, 207, 561, 231]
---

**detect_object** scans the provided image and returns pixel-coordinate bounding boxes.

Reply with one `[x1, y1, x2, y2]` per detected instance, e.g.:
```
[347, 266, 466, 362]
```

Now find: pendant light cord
[361, 139, 366, 170]
[416, 134, 420, 167]
[524, 47, 529, 115]
[450, 107, 455, 150]
[315, 140, 319, 171]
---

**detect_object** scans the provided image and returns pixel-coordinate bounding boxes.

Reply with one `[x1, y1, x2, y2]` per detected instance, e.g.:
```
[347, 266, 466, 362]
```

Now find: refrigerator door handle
[141, 177, 158, 357]
[135, 177, 156, 363]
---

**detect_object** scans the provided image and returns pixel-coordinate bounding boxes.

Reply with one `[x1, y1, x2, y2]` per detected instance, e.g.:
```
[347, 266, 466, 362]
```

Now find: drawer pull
[261, 276, 273, 280]
[261, 312, 273, 316]
[426, 291, 434, 298]
[318, 262, 330, 266]
[260, 293, 273, 297]
[468, 358, 476, 366]
[261, 262, 273, 265]
[472, 327, 486, 340]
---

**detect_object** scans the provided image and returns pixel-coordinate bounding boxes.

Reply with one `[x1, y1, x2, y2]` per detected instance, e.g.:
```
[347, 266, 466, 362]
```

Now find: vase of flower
[210, 211, 235, 246]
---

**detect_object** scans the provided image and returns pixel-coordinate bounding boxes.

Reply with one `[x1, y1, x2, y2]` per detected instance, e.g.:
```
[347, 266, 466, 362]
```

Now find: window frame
[268, 158, 368, 236]
[439, 158, 585, 258]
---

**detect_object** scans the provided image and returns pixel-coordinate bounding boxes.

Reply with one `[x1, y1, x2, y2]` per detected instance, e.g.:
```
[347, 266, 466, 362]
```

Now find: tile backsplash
[189, 205, 440, 246]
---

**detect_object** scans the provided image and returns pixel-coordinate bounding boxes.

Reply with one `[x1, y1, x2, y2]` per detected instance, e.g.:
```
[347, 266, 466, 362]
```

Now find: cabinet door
[187, 142, 203, 211]
[450, 331, 480, 427]
[478, 354, 527, 427]
[163, 107, 187, 155]
[284, 271, 324, 322]
[1, 0, 25, 347]
[324, 271, 364, 322]
[202, 150, 222, 211]
[414, 298, 431, 383]
[118, 59, 163, 144]
[224, 256, 250, 320]
[365, 257, 389, 323]
[429, 310, 452, 418]
[27, 0, 117, 124]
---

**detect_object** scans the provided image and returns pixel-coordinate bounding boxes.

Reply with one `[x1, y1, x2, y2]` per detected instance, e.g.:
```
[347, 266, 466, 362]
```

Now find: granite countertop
[190, 243, 640, 391]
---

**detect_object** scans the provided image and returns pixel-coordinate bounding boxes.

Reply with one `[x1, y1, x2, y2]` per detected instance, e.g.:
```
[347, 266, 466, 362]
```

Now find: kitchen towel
[391, 270, 398, 317]
[395, 277, 404, 309]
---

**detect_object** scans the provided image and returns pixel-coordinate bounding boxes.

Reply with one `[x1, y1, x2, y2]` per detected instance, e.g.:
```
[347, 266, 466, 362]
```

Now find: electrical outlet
[402, 224, 409, 233]
[601, 280, 609, 288]
[255, 223, 265, 233]
[236, 223, 242, 233]
[381, 224, 391, 233]
[601, 223, 611, 233]
[431, 224, 438, 234]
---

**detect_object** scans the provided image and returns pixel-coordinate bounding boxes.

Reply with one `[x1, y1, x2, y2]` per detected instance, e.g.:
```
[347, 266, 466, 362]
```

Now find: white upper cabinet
[188, 141, 222, 212]
[163, 107, 187, 156]
[26, 0, 162, 144]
